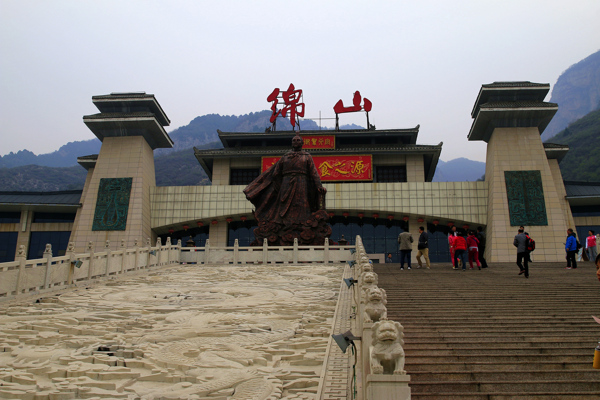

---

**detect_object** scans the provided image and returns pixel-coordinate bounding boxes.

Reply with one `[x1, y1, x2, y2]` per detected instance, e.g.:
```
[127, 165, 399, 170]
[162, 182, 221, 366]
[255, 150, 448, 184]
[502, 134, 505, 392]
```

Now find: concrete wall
[151, 181, 488, 246]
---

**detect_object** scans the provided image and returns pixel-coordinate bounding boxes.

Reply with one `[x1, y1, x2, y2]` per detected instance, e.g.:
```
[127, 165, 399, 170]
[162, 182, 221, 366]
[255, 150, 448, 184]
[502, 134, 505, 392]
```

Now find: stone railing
[0, 237, 354, 300]
[0, 237, 180, 300]
[350, 236, 411, 400]
[181, 238, 353, 265]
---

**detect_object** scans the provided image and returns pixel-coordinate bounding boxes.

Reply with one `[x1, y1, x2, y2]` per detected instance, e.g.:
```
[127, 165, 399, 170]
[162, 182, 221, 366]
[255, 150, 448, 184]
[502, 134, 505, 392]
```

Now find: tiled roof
[479, 101, 558, 109]
[83, 112, 156, 119]
[0, 190, 83, 205]
[543, 142, 569, 148]
[77, 154, 99, 160]
[481, 81, 550, 88]
[564, 182, 600, 198]
[194, 143, 442, 157]
[92, 93, 153, 99]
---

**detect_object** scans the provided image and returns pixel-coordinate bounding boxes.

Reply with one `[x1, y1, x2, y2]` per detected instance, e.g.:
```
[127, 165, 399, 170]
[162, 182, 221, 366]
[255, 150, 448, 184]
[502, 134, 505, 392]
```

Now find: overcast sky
[1, 1, 599, 162]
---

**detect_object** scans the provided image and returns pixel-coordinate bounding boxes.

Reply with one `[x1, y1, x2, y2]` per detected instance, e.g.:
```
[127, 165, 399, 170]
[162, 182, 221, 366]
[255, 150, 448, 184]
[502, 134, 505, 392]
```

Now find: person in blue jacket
[565, 228, 578, 269]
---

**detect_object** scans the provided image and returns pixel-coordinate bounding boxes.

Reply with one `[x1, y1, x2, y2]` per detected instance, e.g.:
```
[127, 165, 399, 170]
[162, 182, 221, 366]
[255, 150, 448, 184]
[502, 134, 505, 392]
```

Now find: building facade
[1, 83, 599, 263]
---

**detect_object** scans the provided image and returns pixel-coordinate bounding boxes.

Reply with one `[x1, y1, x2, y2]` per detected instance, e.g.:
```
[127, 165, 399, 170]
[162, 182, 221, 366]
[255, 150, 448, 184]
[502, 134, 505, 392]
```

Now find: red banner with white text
[261, 155, 372, 181]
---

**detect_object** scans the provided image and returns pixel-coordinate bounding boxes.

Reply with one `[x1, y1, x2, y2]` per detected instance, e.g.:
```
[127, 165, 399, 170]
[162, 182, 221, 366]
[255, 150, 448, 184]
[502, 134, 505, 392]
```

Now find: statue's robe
[244, 150, 323, 228]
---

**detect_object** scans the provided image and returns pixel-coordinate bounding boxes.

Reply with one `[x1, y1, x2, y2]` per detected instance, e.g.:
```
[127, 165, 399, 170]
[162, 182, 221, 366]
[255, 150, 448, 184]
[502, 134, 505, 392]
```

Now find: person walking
[416, 226, 431, 269]
[398, 230, 413, 270]
[453, 232, 468, 271]
[595, 254, 600, 282]
[565, 228, 578, 269]
[476, 226, 489, 268]
[466, 230, 481, 270]
[513, 228, 529, 278]
[448, 225, 458, 268]
[586, 230, 597, 262]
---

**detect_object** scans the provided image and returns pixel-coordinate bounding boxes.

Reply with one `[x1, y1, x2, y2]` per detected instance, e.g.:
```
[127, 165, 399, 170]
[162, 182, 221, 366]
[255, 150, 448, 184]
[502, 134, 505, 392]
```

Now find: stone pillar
[70, 136, 157, 252]
[208, 221, 228, 247]
[484, 128, 568, 262]
[16, 210, 32, 258]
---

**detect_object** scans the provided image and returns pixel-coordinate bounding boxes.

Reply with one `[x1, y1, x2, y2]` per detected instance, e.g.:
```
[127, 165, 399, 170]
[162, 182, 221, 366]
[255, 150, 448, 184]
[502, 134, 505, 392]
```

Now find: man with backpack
[513, 228, 529, 278]
[565, 228, 578, 269]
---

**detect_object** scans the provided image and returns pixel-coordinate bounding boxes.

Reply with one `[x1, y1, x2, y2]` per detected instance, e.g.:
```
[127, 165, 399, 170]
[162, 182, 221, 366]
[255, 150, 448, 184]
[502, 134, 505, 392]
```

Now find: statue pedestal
[366, 374, 411, 400]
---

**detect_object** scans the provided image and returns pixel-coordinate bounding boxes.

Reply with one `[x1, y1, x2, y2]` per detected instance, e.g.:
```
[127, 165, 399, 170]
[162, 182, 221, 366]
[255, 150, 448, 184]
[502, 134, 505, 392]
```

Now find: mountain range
[2, 48, 599, 190]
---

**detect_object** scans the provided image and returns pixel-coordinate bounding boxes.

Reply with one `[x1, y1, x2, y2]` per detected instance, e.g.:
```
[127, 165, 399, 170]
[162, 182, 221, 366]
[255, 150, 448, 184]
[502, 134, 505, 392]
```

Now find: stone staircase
[374, 262, 600, 399]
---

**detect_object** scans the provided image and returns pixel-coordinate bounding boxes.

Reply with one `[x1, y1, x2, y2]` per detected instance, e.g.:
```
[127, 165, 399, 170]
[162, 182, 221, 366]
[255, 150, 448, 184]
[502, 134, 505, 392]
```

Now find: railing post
[145, 238, 152, 269]
[43, 244, 53, 289]
[87, 241, 94, 280]
[165, 237, 172, 265]
[177, 239, 182, 265]
[134, 239, 140, 271]
[66, 242, 75, 285]
[15, 245, 26, 295]
[293, 238, 299, 264]
[263, 238, 268, 265]
[234, 239, 239, 265]
[104, 240, 111, 277]
[120, 239, 126, 274]
[205, 239, 210, 265]
[156, 238, 162, 266]
[324, 237, 329, 264]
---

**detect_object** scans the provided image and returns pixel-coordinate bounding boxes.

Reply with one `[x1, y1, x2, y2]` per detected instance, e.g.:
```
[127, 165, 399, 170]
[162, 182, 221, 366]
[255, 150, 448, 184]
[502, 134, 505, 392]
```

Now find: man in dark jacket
[476, 226, 489, 269]
[416, 226, 430, 269]
[514, 228, 529, 278]
[565, 228, 578, 269]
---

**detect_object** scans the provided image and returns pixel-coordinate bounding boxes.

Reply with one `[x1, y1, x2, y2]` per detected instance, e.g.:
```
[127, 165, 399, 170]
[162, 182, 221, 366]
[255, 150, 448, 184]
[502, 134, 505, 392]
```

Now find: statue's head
[292, 133, 303, 151]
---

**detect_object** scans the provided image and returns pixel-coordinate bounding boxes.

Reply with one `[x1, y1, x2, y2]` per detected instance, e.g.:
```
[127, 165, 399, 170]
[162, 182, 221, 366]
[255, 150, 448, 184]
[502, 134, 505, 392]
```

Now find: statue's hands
[318, 186, 327, 194]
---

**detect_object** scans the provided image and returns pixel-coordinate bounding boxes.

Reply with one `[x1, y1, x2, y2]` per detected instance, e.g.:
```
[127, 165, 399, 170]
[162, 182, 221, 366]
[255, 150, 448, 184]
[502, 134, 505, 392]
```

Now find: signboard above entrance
[300, 135, 335, 149]
[262, 155, 372, 182]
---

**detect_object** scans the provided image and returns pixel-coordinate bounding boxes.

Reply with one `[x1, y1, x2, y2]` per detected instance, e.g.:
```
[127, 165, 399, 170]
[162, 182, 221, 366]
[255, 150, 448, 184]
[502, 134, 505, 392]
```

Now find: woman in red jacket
[454, 232, 468, 271]
[466, 230, 481, 270]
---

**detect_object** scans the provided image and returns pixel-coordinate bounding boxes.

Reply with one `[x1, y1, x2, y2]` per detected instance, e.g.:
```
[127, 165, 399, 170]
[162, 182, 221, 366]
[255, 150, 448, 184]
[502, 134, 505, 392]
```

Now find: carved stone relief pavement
[0, 264, 342, 400]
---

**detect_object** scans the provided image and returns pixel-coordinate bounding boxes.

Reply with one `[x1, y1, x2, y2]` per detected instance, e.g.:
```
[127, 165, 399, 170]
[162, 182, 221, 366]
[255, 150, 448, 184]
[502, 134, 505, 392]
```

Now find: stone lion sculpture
[363, 287, 387, 323]
[370, 319, 406, 375]
[360, 271, 378, 296]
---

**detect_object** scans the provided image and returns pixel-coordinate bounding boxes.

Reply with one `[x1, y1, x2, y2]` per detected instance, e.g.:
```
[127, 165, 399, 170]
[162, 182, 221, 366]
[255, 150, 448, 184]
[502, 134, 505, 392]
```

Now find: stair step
[409, 380, 600, 393]
[409, 369, 600, 382]
[373, 262, 600, 397]
[405, 360, 592, 371]
[411, 392, 600, 400]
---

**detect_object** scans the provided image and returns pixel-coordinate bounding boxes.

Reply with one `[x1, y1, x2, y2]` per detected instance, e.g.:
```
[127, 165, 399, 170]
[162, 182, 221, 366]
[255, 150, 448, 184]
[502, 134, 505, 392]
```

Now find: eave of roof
[543, 143, 569, 163]
[467, 102, 558, 142]
[217, 127, 421, 147]
[92, 93, 171, 126]
[83, 113, 174, 149]
[0, 190, 83, 206]
[77, 154, 98, 170]
[194, 142, 442, 182]
[471, 82, 550, 118]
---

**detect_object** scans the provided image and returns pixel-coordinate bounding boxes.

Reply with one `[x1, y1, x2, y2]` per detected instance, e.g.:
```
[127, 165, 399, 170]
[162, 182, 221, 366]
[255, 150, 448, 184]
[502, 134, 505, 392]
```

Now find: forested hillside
[541, 49, 600, 141]
[550, 108, 600, 181]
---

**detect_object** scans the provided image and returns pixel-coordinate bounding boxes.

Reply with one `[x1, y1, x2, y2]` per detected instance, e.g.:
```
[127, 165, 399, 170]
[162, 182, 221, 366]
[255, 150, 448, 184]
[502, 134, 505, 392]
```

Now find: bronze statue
[244, 133, 331, 245]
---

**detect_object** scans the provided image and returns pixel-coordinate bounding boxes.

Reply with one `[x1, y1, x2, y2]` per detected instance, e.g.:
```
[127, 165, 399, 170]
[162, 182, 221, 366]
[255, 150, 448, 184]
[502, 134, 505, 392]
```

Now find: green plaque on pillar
[92, 178, 133, 231]
[504, 170, 548, 226]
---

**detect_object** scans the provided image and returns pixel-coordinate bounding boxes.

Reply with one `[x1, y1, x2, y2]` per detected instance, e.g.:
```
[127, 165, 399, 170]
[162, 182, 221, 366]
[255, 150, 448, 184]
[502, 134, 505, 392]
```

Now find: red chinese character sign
[262, 155, 372, 181]
[333, 90, 373, 131]
[267, 83, 305, 131]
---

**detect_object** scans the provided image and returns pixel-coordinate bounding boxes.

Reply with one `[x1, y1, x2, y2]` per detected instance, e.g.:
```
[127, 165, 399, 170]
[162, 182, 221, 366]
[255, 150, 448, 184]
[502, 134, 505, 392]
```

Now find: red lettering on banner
[262, 155, 372, 181]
